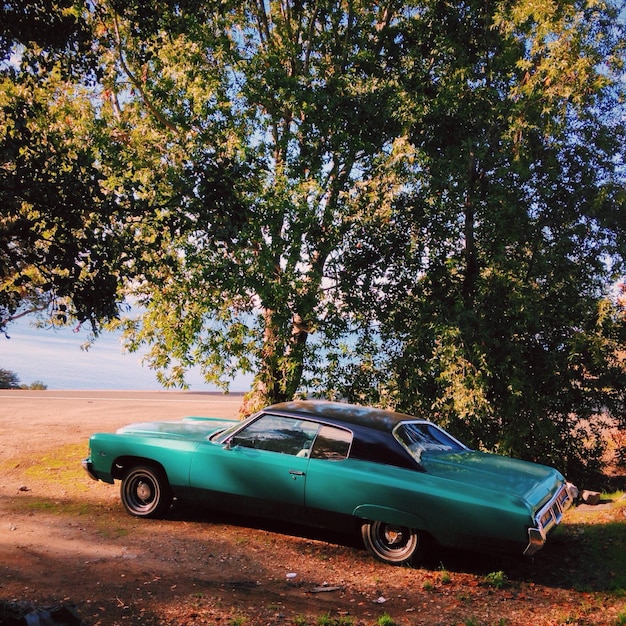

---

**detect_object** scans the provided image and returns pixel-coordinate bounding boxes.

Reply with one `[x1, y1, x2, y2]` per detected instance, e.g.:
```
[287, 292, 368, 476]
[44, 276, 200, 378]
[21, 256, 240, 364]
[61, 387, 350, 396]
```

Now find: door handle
[289, 470, 305, 477]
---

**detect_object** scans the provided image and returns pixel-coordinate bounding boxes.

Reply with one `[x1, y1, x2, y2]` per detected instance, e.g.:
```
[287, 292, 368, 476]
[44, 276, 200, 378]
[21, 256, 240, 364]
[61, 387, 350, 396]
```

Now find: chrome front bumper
[82, 457, 99, 481]
[524, 483, 574, 556]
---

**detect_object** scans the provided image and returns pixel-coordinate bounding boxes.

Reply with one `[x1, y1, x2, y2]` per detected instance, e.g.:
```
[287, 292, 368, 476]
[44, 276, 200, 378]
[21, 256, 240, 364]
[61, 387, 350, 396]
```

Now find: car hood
[421, 450, 563, 509]
[116, 417, 236, 441]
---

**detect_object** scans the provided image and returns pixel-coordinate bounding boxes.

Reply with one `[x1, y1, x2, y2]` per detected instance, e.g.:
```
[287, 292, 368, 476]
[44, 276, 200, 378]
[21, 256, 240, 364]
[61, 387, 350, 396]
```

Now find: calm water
[0, 317, 251, 391]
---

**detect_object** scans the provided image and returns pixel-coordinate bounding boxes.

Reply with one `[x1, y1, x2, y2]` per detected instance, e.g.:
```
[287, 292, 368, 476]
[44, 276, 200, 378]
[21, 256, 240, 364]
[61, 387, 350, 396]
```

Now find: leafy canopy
[1, 0, 624, 477]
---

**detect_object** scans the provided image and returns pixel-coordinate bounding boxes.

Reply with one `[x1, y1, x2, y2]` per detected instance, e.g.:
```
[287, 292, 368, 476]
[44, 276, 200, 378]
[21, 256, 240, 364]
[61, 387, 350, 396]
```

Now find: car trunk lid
[421, 450, 563, 507]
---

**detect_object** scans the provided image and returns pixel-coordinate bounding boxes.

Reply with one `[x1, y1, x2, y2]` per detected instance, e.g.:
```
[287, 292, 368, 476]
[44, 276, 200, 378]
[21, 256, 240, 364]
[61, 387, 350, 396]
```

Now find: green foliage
[0, 60, 127, 332]
[1, 0, 624, 475]
[0, 367, 46, 389]
[23, 380, 47, 390]
[88, 0, 421, 407]
[376, 614, 398, 626]
[0, 367, 20, 388]
[0, 0, 93, 76]
[316, 613, 353, 626]
[483, 571, 509, 590]
[438, 565, 452, 585]
[321, 0, 626, 477]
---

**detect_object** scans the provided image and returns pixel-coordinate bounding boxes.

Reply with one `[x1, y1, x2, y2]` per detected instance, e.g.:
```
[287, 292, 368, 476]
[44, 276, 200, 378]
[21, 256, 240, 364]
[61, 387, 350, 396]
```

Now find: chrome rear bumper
[524, 483, 574, 556]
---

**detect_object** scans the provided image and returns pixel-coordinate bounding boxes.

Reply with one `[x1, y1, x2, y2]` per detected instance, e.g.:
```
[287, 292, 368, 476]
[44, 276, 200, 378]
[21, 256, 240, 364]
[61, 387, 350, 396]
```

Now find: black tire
[120, 465, 173, 518]
[361, 520, 425, 565]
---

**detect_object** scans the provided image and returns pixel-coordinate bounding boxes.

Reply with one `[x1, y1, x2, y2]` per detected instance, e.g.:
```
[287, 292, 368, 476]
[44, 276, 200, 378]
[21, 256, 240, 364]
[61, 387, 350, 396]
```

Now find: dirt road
[0, 391, 624, 625]
[0, 390, 242, 460]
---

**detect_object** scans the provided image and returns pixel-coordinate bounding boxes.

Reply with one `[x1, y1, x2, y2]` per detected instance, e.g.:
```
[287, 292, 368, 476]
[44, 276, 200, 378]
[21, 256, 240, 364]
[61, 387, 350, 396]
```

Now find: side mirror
[223, 438, 239, 450]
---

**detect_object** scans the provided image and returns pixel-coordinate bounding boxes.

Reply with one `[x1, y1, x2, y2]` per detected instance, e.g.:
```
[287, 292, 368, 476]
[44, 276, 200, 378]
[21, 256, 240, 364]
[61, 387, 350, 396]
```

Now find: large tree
[319, 0, 626, 479]
[81, 0, 416, 412]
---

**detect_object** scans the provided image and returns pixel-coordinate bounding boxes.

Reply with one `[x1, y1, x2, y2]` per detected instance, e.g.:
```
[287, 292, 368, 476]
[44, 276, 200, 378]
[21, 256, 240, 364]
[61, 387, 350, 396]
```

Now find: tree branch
[112, 12, 186, 135]
[1, 301, 52, 330]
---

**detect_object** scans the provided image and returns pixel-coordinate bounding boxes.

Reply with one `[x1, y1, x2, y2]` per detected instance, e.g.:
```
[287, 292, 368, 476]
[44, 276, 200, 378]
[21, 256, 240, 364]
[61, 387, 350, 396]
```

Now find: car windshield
[394, 421, 467, 464]
[211, 419, 249, 444]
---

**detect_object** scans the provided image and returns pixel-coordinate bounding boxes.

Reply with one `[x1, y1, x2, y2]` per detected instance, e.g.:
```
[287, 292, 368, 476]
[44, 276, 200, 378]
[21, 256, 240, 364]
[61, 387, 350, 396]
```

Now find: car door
[188, 413, 319, 522]
[299, 424, 359, 529]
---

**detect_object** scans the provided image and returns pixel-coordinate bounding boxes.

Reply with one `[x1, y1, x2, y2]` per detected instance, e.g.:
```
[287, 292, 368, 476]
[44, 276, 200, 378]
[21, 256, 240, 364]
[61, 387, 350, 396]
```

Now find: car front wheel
[121, 465, 173, 518]
[361, 521, 424, 565]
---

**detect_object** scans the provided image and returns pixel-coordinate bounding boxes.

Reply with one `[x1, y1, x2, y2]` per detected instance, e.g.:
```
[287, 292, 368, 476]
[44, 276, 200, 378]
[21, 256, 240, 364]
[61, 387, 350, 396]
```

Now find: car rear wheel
[121, 465, 173, 518]
[361, 521, 424, 565]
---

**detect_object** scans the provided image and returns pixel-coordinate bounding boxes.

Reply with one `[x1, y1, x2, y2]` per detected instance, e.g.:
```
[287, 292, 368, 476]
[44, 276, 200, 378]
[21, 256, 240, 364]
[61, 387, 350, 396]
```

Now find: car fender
[352, 504, 426, 530]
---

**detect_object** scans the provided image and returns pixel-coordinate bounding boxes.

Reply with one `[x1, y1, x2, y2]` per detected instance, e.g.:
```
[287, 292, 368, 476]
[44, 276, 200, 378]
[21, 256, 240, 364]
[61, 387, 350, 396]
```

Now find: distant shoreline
[0, 389, 247, 396]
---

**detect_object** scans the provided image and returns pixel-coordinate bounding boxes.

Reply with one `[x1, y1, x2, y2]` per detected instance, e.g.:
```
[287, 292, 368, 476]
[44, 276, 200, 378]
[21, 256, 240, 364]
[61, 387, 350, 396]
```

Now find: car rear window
[394, 421, 467, 463]
[310, 425, 352, 461]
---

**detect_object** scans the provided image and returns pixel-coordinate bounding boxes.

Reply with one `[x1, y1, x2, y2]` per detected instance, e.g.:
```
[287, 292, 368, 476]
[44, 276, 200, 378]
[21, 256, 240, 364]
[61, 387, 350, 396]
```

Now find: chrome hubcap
[136, 480, 152, 501]
[384, 527, 404, 545]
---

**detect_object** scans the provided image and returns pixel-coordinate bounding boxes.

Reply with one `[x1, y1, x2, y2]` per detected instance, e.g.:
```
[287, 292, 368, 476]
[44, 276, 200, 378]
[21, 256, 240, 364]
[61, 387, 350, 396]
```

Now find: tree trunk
[239, 308, 310, 416]
[463, 151, 479, 308]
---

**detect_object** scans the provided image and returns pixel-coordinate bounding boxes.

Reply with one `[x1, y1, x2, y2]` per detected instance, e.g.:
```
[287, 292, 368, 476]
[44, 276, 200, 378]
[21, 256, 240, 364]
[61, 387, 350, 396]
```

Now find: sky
[0, 316, 252, 391]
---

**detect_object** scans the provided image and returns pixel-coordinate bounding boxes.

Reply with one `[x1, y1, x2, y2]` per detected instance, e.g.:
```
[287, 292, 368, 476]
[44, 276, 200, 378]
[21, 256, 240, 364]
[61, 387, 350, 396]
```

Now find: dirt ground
[0, 390, 624, 626]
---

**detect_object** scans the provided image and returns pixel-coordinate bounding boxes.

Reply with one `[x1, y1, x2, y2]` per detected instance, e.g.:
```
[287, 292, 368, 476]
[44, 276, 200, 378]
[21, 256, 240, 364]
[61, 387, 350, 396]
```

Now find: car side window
[310, 425, 352, 461]
[231, 414, 319, 456]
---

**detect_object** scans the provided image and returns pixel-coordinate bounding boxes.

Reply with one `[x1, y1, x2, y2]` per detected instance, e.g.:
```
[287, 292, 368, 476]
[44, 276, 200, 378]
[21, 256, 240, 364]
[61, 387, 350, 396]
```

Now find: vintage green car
[82, 400, 573, 565]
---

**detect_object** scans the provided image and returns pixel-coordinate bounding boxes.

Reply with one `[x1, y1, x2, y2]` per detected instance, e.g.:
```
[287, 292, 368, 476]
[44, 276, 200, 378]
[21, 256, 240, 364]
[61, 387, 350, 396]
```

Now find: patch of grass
[483, 570, 509, 589]
[7, 495, 92, 517]
[506, 490, 626, 599]
[316, 613, 353, 626]
[97, 521, 131, 539]
[560, 492, 626, 593]
[437, 563, 451, 585]
[376, 614, 398, 626]
[22, 443, 90, 491]
[6, 492, 130, 538]
[566, 491, 625, 525]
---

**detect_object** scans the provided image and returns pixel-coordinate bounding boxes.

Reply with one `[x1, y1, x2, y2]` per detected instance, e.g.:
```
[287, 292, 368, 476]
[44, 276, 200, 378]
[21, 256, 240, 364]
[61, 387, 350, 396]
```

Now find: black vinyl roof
[266, 400, 416, 433]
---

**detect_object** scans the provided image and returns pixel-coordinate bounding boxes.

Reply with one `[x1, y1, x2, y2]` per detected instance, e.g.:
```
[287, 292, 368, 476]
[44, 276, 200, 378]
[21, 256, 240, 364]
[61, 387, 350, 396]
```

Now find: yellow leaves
[431, 328, 492, 423]
[499, 0, 559, 32]
[497, 0, 616, 114]
[0, 265, 46, 298]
